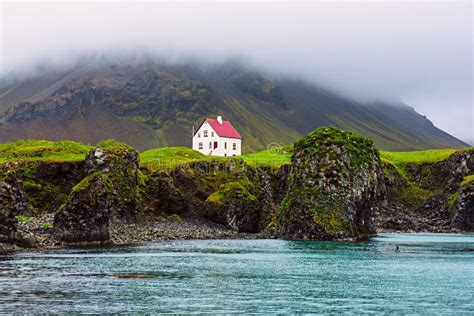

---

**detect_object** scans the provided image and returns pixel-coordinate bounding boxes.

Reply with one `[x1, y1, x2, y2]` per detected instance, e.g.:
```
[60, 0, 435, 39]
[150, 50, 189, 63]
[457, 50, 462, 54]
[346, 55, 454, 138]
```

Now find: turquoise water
[1, 233, 473, 313]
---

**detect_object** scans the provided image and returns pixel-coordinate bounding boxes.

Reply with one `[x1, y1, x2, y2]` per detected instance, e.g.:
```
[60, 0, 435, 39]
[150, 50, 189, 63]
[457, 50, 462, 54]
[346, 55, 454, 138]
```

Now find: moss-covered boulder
[274, 127, 386, 240]
[54, 173, 114, 243]
[54, 141, 140, 244]
[204, 177, 260, 232]
[84, 142, 140, 219]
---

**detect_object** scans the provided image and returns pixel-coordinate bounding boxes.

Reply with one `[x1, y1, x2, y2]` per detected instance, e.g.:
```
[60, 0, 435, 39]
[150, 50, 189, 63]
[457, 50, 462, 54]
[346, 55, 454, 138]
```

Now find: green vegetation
[16, 214, 34, 223]
[41, 222, 53, 230]
[380, 149, 459, 209]
[96, 139, 134, 152]
[71, 172, 113, 194]
[241, 146, 292, 169]
[448, 192, 460, 210]
[166, 214, 183, 222]
[380, 149, 458, 177]
[140, 147, 206, 171]
[0, 140, 93, 163]
[461, 175, 474, 187]
[140, 145, 293, 172]
[0, 140, 467, 175]
[312, 208, 353, 235]
[206, 177, 257, 206]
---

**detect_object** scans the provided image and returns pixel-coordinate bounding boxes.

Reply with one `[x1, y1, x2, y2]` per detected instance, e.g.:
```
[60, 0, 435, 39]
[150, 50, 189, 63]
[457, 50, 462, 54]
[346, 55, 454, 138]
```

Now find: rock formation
[54, 142, 140, 244]
[376, 149, 473, 232]
[0, 170, 30, 243]
[274, 127, 386, 240]
[452, 182, 474, 231]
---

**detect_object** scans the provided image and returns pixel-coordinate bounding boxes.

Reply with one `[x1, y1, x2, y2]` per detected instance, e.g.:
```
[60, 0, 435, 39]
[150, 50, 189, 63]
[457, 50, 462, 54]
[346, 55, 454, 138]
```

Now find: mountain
[0, 58, 468, 151]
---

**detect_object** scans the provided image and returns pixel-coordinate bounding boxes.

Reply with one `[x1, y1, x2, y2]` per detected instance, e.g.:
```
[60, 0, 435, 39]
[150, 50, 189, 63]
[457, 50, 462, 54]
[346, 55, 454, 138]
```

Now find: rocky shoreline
[6, 213, 262, 249]
[1, 128, 473, 251]
[2, 215, 469, 253]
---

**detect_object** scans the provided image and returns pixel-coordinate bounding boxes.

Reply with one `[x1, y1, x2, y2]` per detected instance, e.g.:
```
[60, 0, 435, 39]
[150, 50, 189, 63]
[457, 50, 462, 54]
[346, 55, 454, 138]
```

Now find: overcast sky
[0, 0, 472, 143]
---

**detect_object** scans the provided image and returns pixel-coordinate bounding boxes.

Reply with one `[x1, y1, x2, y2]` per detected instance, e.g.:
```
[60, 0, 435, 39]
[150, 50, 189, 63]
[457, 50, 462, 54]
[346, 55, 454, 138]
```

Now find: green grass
[241, 147, 292, 169]
[380, 149, 458, 174]
[140, 147, 207, 171]
[140, 146, 293, 171]
[96, 139, 134, 151]
[0, 140, 468, 177]
[16, 214, 34, 223]
[0, 140, 93, 163]
[461, 175, 474, 187]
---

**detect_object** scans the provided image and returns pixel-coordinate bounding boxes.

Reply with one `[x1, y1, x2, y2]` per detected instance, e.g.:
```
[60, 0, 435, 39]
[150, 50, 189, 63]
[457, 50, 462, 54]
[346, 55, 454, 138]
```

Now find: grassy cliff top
[0, 139, 470, 173]
[140, 147, 207, 171]
[380, 149, 463, 177]
[139, 146, 293, 171]
[0, 140, 93, 163]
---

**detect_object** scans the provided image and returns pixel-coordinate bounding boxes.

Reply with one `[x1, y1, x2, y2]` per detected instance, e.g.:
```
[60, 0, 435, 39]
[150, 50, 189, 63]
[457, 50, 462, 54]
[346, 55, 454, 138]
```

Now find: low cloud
[0, 1, 472, 142]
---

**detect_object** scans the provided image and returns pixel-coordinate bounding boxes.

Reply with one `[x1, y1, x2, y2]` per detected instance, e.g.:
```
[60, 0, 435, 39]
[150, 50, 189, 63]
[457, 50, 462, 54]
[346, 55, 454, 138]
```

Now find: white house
[192, 116, 242, 156]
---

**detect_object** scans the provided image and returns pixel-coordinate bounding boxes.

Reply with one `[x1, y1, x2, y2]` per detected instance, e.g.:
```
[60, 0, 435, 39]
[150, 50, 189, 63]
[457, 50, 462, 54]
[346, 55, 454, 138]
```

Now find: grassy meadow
[0, 139, 470, 175]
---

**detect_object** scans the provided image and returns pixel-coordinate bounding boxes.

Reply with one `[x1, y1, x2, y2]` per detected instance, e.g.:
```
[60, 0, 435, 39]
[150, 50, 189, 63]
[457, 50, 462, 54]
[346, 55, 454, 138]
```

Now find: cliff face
[143, 159, 288, 233]
[274, 127, 386, 240]
[376, 149, 473, 232]
[0, 171, 31, 243]
[0, 129, 471, 248]
[54, 143, 140, 244]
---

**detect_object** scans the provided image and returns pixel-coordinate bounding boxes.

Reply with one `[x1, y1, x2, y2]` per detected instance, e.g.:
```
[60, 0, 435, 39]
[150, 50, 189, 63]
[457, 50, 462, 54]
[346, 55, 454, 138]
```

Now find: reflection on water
[1, 233, 473, 313]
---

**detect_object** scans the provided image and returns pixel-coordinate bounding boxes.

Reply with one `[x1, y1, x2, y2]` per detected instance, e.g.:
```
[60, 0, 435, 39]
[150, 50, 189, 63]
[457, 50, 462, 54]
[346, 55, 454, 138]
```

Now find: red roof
[202, 118, 242, 139]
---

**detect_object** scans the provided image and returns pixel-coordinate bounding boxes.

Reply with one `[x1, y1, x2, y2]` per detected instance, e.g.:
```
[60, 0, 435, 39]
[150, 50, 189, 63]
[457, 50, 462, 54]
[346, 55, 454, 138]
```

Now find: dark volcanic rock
[54, 174, 113, 243]
[452, 182, 474, 231]
[0, 172, 30, 243]
[275, 127, 386, 240]
[143, 159, 286, 233]
[84, 146, 140, 220]
[204, 178, 261, 233]
[408, 150, 473, 190]
[54, 143, 140, 244]
[376, 148, 473, 232]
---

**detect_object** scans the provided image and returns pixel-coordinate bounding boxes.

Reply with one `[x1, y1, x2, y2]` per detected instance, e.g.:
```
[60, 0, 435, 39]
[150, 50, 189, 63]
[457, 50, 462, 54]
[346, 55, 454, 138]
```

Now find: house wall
[192, 121, 241, 156]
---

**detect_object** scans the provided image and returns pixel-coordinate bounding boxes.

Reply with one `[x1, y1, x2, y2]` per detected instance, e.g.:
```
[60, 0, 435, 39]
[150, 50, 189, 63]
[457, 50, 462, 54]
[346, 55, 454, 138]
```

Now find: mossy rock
[205, 177, 260, 232]
[274, 127, 386, 240]
[54, 173, 114, 244]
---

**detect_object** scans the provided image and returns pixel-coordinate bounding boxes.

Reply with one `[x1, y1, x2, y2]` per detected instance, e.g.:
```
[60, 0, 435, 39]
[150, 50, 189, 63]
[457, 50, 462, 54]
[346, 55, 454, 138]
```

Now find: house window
[198, 142, 203, 149]
[224, 142, 227, 149]
[197, 133, 200, 138]
[209, 142, 212, 149]
[211, 132, 214, 137]
[204, 130, 208, 137]
[233, 143, 236, 150]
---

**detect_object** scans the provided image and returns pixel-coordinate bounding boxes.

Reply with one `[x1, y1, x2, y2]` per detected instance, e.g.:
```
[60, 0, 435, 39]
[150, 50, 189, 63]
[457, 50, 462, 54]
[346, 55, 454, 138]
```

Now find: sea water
[1, 233, 473, 313]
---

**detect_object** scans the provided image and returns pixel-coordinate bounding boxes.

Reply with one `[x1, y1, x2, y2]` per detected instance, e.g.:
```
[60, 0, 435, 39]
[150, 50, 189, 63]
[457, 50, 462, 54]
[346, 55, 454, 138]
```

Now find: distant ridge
[0, 58, 468, 151]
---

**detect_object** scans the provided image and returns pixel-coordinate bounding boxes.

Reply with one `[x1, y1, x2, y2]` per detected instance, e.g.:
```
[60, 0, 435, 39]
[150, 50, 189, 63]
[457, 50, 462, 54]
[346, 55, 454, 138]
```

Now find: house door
[214, 141, 218, 149]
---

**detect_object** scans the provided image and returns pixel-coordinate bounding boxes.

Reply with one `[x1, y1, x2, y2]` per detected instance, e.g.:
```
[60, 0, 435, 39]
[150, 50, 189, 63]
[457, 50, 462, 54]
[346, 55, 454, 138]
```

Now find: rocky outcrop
[204, 177, 261, 233]
[376, 149, 473, 232]
[275, 127, 386, 240]
[84, 146, 140, 219]
[0, 160, 85, 213]
[0, 172, 30, 243]
[54, 143, 140, 244]
[143, 159, 275, 232]
[53, 173, 114, 243]
[452, 182, 474, 231]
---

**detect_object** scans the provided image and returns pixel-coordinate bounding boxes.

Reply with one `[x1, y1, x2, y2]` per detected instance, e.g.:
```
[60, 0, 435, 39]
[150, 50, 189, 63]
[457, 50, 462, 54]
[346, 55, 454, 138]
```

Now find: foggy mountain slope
[0, 60, 468, 151]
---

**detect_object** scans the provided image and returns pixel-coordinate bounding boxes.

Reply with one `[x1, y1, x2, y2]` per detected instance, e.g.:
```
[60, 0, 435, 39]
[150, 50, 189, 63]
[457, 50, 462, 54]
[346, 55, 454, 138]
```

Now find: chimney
[217, 116, 223, 124]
